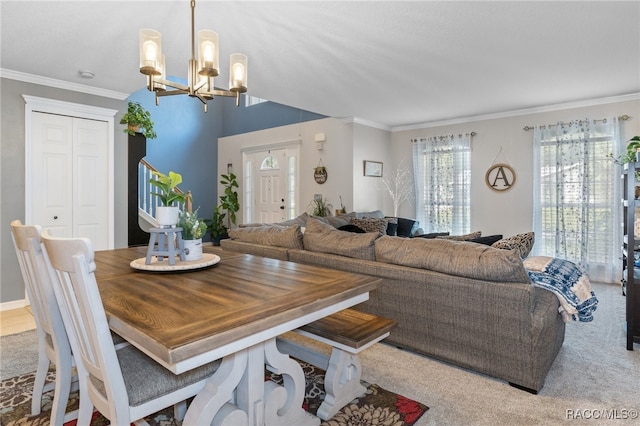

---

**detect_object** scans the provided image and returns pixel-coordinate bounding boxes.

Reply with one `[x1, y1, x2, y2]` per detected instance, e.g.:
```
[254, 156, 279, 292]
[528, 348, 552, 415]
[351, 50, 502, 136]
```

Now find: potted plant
[148, 170, 190, 226]
[177, 208, 207, 260]
[219, 173, 240, 229]
[120, 101, 157, 140]
[308, 196, 333, 217]
[610, 136, 640, 197]
[205, 205, 227, 246]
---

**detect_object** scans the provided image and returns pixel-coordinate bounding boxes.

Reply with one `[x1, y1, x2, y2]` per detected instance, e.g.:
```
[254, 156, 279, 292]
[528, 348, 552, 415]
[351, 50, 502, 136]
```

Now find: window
[244, 160, 253, 222]
[260, 155, 279, 170]
[533, 118, 622, 282]
[412, 134, 471, 234]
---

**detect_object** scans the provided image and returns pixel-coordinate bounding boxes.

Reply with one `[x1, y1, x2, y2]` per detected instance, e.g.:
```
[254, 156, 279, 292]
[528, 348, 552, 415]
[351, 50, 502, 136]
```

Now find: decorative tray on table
[130, 253, 220, 272]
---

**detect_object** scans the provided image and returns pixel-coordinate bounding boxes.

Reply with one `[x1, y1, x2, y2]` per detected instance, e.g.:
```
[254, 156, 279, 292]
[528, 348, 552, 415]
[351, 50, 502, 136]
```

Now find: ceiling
[2, 1, 639, 129]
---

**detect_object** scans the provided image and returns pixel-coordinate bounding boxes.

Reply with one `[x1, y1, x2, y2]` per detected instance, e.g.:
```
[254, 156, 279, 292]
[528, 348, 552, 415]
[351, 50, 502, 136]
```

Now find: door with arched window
[243, 145, 299, 224]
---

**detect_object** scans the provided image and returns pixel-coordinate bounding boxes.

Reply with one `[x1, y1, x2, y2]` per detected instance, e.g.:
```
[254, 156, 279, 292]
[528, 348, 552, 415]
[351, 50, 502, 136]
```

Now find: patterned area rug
[0, 361, 428, 426]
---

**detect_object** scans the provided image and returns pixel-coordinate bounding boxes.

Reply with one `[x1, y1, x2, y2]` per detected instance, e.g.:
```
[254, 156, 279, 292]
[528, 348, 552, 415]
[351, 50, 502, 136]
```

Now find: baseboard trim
[0, 299, 28, 312]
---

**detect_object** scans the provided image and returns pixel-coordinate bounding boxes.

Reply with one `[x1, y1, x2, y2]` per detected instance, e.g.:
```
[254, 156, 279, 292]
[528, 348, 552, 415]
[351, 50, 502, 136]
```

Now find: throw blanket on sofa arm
[524, 256, 599, 323]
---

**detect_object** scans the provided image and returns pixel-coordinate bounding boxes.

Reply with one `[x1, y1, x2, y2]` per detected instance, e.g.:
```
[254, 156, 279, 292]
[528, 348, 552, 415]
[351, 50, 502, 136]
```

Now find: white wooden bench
[277, 308, 396, 420]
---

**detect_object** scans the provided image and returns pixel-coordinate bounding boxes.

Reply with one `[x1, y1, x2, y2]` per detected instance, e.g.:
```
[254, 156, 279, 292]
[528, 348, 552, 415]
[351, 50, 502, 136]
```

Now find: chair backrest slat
[41, 230, 128, 415]
[10, 221, 68, 349]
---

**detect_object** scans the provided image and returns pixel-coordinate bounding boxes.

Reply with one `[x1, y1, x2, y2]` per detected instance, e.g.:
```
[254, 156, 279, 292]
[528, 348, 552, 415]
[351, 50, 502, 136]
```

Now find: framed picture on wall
[363, 160, 383, 177]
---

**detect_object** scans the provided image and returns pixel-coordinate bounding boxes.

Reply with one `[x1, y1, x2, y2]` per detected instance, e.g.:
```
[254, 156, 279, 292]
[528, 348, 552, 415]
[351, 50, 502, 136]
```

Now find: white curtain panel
[532, 117, 622, 283]
[412, 134, 471, 235]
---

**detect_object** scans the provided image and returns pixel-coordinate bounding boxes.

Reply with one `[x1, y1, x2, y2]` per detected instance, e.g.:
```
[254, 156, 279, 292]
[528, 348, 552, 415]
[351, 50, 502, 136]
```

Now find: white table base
[184, 337, 320, 426]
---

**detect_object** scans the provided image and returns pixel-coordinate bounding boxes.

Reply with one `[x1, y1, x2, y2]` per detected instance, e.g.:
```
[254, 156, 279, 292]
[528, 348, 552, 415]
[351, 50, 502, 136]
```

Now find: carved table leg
[183, 338, 320, 426]
[263, 338, 320, 426]
[316, 348, 367, 421]
[183, 351, 249, 425]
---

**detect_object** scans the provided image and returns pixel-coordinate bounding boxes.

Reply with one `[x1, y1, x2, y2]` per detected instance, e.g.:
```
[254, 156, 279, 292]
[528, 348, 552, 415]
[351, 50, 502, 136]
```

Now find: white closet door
[73, 117, 109, 249]
[31, 112, 109, 249]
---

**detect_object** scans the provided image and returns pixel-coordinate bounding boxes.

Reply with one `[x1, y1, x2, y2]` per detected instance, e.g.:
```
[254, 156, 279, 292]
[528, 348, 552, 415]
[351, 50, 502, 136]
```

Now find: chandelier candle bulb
[139, 29, 162, 75]
[230, 53, 248, 92]
[198, 30, 219, 76]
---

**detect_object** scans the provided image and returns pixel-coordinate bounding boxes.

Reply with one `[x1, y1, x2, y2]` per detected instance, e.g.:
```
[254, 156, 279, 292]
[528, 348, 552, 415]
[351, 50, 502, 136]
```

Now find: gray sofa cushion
[375, 235, 530, 283]
[436, 231, 482, 241]
[228, 225, 304, 250]
[303, 217, 380, 260]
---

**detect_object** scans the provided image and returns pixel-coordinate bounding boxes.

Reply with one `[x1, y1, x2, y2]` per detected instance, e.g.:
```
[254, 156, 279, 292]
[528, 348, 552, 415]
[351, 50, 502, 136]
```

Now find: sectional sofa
[220, 216, 565, 393]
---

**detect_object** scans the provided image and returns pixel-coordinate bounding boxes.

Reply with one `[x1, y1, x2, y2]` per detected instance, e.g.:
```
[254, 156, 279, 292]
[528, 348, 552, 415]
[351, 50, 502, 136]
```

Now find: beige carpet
[358, 281, 640, 425]
[1, 282, 637, 425]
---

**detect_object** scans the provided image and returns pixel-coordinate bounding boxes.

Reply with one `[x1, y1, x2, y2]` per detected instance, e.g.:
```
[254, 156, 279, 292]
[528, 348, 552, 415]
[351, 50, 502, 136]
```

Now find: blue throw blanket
[523, 256, 599, 322]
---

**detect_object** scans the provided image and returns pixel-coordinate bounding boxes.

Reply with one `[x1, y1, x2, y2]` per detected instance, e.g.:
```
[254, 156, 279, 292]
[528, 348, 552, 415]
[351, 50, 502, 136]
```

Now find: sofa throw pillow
[375, 236, 530, 283]
[278, 212, 309, 227]
[326, 215, 352, 228]
[436, 231, 482, 241]
[338, 224, 367, 233]
[492, 232, 535, 259]
[386, 221, 398, 236]
[351, 218, 388, 234]
[394, 217, 418, 237]
[468, 234, 503, 246]
[228, 225, 304, 250]
[304, 217, 379, 260]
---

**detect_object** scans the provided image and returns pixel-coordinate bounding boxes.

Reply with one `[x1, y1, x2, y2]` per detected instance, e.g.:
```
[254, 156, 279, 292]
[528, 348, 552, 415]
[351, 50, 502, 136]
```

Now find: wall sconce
[315, 133, 326, 150]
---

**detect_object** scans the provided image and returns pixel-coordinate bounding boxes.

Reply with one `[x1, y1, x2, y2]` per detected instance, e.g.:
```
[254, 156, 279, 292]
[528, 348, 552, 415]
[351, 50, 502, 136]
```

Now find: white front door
[31, 112, 109, 249]
[256, 149, 288, 223]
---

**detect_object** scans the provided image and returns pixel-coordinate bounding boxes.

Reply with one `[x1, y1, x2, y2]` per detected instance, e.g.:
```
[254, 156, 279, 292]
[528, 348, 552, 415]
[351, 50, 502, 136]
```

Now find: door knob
[280, 206, 285, 210]
[53, 216, 58, 220]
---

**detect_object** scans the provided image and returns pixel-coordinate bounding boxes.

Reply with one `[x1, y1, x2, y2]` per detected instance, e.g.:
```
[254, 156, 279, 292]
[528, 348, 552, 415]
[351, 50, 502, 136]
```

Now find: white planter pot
[156, 206, 179, 227]
[183, 238, 203, 261]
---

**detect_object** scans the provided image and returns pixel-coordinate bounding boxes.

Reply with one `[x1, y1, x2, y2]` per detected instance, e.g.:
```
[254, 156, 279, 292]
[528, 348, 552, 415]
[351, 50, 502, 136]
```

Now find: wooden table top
[94, 246, 380, 372]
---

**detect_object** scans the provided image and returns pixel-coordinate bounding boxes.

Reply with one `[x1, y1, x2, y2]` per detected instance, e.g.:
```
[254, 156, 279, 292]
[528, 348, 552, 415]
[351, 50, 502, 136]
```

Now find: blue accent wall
[127, 80, 325, 234]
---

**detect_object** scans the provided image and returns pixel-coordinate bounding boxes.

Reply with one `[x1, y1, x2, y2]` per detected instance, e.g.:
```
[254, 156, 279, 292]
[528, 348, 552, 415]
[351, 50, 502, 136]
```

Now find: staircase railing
[138, 160, 191, 225]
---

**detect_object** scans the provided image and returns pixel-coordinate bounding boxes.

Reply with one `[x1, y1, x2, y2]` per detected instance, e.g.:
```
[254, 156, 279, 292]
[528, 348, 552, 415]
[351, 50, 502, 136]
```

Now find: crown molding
[0, 68, 129, 100]
[392, 93, 640, 132]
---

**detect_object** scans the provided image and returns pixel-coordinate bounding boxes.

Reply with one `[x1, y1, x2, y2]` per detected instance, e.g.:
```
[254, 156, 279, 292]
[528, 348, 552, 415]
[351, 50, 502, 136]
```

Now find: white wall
[352, 123, 392, 212]
[391, 97, 640, 238]
[219, 97, 640, 240]
[218, 117, 355, 224]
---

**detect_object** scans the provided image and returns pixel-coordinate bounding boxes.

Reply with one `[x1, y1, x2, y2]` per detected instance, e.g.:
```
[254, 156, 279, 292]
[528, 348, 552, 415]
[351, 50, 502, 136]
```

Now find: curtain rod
[411, 132, 476, 142]
[523, 114, 631, 131]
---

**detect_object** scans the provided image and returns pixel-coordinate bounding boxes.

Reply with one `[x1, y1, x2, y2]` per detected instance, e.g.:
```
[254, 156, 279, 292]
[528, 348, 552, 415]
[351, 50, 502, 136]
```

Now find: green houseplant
[148, 170, 190, 226]
[178, 208, 207, 240]
[178, 207, 207, 260]
[205, 205, 227, 246]
[120, 101, 157, 140]
[308, 196, 333, 217]
[610, 136, 640, 165]
[219, 173, 240, 229]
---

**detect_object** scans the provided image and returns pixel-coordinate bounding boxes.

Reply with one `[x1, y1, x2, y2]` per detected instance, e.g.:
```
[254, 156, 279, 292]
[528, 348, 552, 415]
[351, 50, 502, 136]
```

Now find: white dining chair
[10, 220, 78, 425]
[40, 230, 221, 425]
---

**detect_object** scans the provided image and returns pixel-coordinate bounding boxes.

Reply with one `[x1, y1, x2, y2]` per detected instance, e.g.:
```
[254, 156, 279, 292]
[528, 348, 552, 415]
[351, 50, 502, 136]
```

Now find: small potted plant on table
[148, 170, 190, 226]
[177, 208, 207, 260]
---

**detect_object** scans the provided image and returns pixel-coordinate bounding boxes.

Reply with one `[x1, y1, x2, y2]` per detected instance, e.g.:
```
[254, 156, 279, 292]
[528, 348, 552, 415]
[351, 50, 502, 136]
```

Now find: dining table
[93, 245, 381, 426]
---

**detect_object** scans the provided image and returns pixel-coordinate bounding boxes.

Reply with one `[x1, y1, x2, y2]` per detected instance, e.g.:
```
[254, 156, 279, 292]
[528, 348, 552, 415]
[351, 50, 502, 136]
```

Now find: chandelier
[138, 0, 247, 112]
